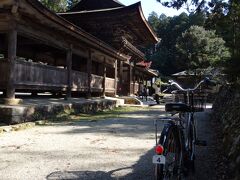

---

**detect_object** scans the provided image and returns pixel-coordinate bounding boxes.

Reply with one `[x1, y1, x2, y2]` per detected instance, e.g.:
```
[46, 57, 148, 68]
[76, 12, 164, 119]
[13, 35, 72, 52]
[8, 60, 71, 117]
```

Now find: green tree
[39, 0, 68, 12]
[176, 25, 230, 70]
[148, 12, 161, 32]
[147, 12, 206, 75]
[156, 0, 220, 12]
[205, 0, 240, 79]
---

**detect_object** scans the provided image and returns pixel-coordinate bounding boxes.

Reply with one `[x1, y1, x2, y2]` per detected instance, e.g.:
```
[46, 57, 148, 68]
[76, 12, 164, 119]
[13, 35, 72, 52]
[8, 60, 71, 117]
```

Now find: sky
[119, 0, 188, 18]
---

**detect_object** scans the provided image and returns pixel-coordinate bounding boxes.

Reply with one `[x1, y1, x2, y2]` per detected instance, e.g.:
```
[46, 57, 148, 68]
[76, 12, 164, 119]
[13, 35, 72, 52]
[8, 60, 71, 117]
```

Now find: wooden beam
[102, 57, 106, 97]
[137, 76, 140, 93]
[129, 61, 133, 95]
[114, 59, 118, 96]
[66, 45, 73, 99]
[87, 49, 92, 98]
[133, 61, 136, 95]
[6, 28, 17, 99]
[118, 60, 123, 95]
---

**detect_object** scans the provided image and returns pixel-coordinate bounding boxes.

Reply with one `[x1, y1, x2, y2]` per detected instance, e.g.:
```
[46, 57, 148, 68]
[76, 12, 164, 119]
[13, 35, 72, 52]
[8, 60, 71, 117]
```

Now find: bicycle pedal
[195, 140, 207, 146]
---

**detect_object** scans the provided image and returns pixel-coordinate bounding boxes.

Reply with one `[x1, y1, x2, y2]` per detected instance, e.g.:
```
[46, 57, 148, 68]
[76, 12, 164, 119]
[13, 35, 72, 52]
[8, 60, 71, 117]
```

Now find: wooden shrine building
[0, 0, 158, 103]
[60, 0, 159, 95]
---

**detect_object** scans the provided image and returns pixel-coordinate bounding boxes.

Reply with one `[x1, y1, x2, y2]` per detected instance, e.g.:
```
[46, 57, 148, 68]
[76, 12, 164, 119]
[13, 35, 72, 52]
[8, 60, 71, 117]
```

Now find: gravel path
[0, 106, 216, 180]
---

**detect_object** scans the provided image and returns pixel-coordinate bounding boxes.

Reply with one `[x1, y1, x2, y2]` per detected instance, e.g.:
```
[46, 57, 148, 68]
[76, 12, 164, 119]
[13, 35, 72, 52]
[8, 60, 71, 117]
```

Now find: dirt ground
[0, 106, 217, 180]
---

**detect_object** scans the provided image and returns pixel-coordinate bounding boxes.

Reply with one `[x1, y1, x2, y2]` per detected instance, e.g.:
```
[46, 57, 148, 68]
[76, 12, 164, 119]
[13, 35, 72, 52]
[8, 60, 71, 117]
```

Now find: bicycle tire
[186, 117, 196, 172]
[155, 122, 183, 180]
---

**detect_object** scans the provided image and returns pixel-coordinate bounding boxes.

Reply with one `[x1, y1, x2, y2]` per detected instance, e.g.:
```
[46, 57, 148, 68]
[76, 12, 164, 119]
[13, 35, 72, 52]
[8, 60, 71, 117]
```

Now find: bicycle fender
[159, 121, 177, 145]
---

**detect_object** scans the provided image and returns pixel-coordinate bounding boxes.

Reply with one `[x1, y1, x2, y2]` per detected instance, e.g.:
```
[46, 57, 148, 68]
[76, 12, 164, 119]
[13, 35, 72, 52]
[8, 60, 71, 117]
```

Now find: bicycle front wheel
[155, 123, 183, 180]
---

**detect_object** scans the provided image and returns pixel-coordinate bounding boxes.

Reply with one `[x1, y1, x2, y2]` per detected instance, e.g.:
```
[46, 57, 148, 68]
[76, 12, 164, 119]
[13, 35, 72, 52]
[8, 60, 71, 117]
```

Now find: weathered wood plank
[72, 70, 88, 90]
[133, 61, 136, 94]
[102, 58, 106, 96]
[128, 62, 132, 95]
[105, 77, 115, 91]
[87, 50, 92, 97]
[6, 28, 16, 98]
[114, 59, 117, 96]
[91, 74, 103, 89]
[131, 82, 139, 94]
[14, 60, 68, 88]
[66, 46, 72, 99]
[0, 60, 9, 86]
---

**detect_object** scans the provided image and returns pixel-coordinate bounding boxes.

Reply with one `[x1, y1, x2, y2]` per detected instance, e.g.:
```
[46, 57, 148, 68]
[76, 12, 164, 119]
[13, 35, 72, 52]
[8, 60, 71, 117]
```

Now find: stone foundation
[0, 98, 116, 125]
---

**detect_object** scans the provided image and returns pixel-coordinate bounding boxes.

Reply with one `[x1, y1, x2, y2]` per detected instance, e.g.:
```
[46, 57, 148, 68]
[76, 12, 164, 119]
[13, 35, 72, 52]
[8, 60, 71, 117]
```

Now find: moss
[212, 85, 240, 179]
[40, 106, 143, 124]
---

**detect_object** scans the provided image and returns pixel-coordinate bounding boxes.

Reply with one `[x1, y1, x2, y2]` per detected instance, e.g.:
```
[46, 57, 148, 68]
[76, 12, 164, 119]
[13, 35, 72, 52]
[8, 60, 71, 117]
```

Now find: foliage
[148, 12, 161, 32]
[41, 107, 145, 124]
[38, 0, 80, 12]
[147, 12, 206, 75]
[39, 0, 68, 12]
[205, 0, 240, 80]
[155, 0, 240, 80]
[176, 25, 230, 70]
[156, 0, 225, 12]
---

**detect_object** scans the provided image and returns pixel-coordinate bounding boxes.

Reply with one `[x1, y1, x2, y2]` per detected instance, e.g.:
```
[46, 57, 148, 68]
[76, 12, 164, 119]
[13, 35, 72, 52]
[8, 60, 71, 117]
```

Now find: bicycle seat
[165, 102, 191, 112]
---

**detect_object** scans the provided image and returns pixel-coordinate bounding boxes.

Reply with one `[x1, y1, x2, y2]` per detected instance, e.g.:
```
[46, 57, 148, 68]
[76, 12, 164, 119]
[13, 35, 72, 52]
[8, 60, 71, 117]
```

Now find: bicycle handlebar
[167, 77, 215, 92]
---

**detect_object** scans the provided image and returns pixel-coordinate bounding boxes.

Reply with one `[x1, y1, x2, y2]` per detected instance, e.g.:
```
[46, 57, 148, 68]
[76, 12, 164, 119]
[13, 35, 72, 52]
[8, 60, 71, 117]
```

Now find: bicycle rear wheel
[186, 117, 196, 172]
[155, 123, 183, 180]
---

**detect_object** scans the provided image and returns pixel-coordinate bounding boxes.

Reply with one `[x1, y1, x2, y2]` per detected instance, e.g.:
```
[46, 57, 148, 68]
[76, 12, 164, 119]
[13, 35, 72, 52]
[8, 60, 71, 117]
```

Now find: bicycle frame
[177, 90, 197, 162]
[153, 78, 210, 179]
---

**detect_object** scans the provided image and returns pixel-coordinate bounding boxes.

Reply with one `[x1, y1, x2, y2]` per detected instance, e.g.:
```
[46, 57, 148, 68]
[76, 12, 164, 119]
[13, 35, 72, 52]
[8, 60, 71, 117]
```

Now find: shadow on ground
[49, 109, 167, 138]
[46, 110, 217, 180]
[46, 148, 155, 180]
[45, 109, 159, 179]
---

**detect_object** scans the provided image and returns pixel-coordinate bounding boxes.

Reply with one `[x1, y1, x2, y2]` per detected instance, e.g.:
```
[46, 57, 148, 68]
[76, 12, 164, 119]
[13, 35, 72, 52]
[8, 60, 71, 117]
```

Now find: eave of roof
[18, 0, 129, 61]
[59, 2, 159, 45]
[147, 69, 159, 77]
[135, 65, 158, 77]
[122, 37, 146, 61]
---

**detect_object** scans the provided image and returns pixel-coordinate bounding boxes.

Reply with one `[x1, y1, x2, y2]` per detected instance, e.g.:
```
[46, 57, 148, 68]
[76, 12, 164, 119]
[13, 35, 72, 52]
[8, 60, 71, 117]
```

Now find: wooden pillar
[114, 59, 118, 96]
[119, 60, 123, 95]
[102, 57, 106, 97]
[133, 61, 136, 95]
[66, 45, 72, 99]
[87, 50, 92, 98]
[136, 72, 140, 93]
[143, 75, 146, 86]
[6, 29, 17, 99]
[150, 78, 153, 96]
[129, 62, 132, 95]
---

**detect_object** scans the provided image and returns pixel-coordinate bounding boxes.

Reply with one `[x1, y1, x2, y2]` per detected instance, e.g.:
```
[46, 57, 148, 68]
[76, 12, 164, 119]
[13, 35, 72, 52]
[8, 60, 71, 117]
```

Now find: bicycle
[152, 77, 214, 180]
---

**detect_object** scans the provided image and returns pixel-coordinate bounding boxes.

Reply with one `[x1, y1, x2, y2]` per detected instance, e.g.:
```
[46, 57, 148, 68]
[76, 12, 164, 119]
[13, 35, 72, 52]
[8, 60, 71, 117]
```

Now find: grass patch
[45, 106, 146, 124]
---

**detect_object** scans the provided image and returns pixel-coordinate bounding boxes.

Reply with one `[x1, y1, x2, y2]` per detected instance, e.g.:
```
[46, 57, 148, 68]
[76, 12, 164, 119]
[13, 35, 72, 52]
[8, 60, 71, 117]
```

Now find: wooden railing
[105, 77, 115, 91]
[14, 60, 67, 88]
[72, 70, 88, 90]
[0, 60, 116, 93]
[134, 83, 139, 94]
[131, 82, 139, 94]
[91, 74, 103, 90]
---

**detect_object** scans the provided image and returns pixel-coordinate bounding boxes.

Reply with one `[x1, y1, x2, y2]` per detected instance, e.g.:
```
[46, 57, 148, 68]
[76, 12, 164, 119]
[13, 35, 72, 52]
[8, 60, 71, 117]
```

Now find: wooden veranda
[0, 0, 130, 102]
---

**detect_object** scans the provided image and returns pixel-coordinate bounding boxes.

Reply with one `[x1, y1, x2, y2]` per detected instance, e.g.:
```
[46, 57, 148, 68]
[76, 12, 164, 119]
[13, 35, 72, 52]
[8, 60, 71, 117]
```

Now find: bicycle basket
[173, 91, 207, 112]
